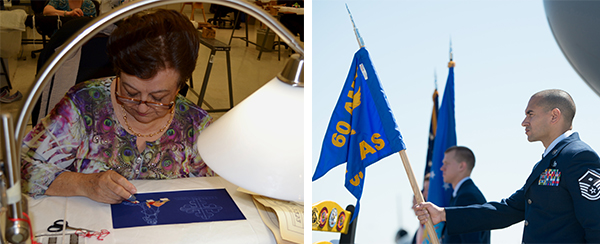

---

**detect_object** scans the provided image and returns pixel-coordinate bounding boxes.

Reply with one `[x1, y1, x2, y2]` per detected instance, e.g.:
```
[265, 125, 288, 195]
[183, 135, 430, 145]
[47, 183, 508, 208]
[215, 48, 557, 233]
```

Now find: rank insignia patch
[578, 169, 600, 201]
[539, 169, 561, 186]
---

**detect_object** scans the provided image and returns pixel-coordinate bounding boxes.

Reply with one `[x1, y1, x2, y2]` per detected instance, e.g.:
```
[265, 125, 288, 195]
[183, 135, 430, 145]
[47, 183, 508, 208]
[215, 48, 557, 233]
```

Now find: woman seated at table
[43, 0, 97, 17]
[21, 9, 214, 204]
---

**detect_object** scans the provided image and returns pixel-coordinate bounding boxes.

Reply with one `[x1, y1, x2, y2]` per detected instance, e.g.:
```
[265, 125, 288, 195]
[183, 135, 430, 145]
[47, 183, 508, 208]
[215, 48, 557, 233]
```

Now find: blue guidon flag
[312, 47, 406, 222]
[425, 61, 457, 244]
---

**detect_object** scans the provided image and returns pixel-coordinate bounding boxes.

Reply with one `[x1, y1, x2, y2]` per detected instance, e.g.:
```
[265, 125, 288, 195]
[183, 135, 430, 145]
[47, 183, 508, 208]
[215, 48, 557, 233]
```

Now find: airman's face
[521, 96, 553, 143]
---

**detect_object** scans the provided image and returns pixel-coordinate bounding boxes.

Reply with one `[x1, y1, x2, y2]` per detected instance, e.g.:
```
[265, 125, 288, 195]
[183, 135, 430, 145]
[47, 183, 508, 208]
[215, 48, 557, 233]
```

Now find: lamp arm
[2, 114, 29, 243]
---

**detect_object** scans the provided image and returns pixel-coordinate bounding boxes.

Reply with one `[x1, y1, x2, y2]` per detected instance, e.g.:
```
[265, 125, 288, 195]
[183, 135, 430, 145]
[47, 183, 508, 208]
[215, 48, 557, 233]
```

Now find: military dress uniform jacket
[444, 133, 600, 243]
[442, 179, 490, 244]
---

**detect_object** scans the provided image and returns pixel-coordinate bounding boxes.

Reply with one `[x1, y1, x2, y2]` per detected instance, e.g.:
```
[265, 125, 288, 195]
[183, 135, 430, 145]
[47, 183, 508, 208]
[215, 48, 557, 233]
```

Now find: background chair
[29, 0, 49, 58]
[29, 0, 100, 58]
[180, 2, 206, 22]
[32, 17, 114, 125]
[208, 4, 240, 29]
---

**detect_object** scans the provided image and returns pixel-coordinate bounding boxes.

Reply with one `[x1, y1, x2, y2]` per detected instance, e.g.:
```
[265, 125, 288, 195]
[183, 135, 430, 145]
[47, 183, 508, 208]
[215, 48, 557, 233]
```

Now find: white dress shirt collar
[452, 176, 471, 198]
[543, 130, 574, 157]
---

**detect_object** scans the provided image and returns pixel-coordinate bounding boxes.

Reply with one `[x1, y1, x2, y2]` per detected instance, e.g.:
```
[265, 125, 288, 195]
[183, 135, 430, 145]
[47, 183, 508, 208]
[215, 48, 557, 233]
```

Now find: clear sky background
[310, 1, 600, 243]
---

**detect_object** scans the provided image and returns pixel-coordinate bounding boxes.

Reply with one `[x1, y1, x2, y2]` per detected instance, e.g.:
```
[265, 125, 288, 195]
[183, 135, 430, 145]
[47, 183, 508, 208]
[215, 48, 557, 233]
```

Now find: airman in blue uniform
[415, 89, 600, 243]
[440, 146, 490, 244]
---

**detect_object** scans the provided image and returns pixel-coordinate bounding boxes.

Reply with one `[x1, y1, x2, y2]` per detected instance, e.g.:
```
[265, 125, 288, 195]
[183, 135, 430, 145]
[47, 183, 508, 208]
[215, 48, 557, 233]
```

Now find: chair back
[30, 0, 48, 14]
[32, 17, 114, 125]
[92, 0, 100, 15]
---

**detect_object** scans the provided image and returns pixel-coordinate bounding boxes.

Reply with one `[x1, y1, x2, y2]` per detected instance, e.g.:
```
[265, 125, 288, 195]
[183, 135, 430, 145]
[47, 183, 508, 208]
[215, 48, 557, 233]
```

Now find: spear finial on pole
[346, 4, 365, 48]
[449, 37, 453, 61]
[448, 37, 455, 68]
[434, 69, 438, 90]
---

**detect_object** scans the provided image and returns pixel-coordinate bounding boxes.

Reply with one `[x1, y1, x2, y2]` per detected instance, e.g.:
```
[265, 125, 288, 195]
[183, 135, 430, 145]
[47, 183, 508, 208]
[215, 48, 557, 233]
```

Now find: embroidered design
[146, 198, 170, 208]
[180, 198, 224, 220]
[579, 169, 600, 201]
[539, 169, 561, 186]
[123, 198, 170, 225]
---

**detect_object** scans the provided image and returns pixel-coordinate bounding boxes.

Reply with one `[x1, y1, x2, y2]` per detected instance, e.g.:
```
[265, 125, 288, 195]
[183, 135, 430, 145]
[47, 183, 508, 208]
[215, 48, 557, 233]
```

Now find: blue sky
[310, 1, 600, 243]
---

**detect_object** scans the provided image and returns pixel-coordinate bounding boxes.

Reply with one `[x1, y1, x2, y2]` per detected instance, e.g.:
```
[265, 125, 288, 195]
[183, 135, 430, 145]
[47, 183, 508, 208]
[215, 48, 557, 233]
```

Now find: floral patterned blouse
[21, 77, 214, 197]
[47, 0, 97, 17]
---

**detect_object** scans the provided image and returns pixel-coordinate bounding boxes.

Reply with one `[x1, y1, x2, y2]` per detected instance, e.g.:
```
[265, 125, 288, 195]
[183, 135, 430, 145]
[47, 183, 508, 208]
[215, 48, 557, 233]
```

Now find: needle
[126, 194, 139, 204]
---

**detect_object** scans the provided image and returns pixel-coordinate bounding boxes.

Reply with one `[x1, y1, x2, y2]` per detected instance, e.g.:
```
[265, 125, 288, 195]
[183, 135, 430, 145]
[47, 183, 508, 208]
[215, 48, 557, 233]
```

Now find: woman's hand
[66, 8, 84, 17]
[43, 5, 83, 17]
[46, 170, 137, 204]
[80, 170, 137, 204]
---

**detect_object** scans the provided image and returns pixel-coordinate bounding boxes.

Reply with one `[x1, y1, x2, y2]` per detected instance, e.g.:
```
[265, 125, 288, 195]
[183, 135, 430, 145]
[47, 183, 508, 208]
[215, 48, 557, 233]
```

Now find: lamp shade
[196, 75, 303, 202]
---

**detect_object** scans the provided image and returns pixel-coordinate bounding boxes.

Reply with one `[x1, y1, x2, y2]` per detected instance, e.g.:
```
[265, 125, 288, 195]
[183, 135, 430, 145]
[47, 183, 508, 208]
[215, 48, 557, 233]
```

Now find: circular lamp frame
[15, 0, 303, 156]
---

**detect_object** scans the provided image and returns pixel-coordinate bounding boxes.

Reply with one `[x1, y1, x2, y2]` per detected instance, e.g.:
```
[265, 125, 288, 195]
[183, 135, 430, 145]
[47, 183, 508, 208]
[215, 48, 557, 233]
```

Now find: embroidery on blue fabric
[122, 198, 170, 225]
[179, 198, 224, 220]
[111, 189, 245, 229]
[539, 169, 561, 186]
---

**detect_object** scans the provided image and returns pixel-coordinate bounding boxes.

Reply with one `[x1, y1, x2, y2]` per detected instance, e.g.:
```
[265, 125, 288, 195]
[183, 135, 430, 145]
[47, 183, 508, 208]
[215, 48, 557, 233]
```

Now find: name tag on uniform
[539, 169, 561, 186]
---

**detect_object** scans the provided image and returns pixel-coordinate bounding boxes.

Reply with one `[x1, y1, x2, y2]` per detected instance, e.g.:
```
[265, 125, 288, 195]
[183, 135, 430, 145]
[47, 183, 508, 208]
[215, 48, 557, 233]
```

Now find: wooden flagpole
[399, 150, 440, 244]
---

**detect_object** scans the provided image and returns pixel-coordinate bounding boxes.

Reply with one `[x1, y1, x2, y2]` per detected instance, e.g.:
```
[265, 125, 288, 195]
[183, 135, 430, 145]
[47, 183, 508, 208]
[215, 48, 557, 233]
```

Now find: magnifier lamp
[10, 3, 304, 242]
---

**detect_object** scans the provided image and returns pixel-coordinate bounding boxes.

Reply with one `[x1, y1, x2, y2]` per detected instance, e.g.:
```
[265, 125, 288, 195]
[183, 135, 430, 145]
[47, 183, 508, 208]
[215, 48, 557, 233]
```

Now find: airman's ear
[459, 161, 466, 171]
[550, 108, 561, 124]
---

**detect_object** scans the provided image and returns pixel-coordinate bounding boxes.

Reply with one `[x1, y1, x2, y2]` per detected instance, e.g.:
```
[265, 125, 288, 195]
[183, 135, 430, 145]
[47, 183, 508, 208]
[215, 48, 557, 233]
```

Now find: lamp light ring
[277, 54, 304, 87]
[15, 0, 304, 154]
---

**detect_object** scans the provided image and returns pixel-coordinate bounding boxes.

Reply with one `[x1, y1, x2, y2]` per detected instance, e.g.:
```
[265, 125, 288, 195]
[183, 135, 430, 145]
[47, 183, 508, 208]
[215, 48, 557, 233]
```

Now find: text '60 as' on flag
[312, 47, 406, 222]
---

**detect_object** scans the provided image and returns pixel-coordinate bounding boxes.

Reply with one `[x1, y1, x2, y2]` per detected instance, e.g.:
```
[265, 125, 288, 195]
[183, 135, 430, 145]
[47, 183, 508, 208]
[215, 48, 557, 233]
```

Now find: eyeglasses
[115, 77, 175, 110]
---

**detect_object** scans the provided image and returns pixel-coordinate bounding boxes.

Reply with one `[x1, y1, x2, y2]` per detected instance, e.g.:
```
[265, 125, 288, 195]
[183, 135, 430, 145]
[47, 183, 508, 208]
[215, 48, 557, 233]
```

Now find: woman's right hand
[46, 170, 137, 204]
[81, 170, 137, 204]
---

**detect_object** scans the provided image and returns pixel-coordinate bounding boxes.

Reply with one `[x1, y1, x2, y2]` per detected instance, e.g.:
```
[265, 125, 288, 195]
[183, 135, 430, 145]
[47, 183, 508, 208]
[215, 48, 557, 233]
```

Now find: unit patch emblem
[329, 208, 338, 228]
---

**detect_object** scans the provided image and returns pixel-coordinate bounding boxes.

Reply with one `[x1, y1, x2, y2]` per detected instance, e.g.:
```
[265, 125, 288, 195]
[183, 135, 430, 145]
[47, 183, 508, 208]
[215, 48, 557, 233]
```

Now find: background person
[438, 146, 490, 243]
[43, 0, 97, 17]
[21, 9, 213, 204]
[415, 89, 600, 243]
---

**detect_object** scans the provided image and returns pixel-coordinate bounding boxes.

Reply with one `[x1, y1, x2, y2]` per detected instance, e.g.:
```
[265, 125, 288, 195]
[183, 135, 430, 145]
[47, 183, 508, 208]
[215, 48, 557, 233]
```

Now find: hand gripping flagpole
[345, 4, 439, 244]
[398, 150, 440, 244]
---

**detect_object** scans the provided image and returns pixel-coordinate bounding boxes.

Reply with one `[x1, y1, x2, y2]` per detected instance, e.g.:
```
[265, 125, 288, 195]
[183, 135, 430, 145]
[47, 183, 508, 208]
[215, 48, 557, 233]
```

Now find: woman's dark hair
[107, 9, 200, 89]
